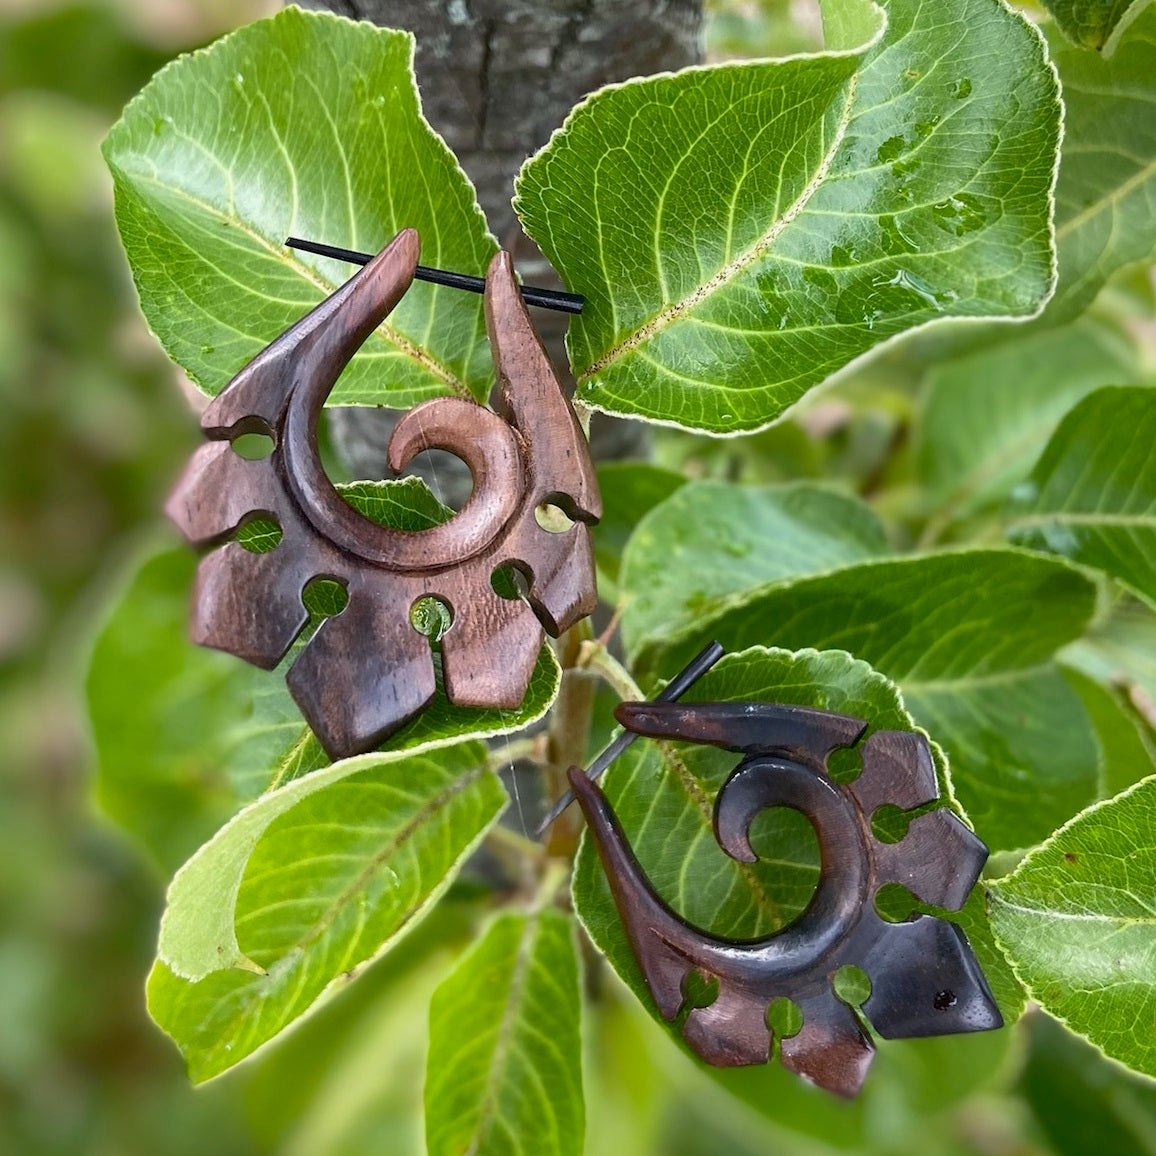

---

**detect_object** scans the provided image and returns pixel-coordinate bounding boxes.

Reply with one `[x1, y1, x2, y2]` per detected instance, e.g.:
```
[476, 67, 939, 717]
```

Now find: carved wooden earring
[166, 228, 601, 759]
[568, 699, 1001, 1098]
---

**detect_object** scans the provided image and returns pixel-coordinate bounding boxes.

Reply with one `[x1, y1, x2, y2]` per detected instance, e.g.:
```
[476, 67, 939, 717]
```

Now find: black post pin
[536, 640, 725, 837]
[285, 237, 585, 314]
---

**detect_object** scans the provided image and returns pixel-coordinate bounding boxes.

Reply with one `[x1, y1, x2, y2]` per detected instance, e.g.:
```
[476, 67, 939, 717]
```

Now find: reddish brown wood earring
[166, 229, 600, 759]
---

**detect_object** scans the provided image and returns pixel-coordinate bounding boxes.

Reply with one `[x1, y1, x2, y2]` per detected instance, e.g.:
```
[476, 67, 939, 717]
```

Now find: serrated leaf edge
[102, 6, 498, 400]
[155, 765, 505, 1084]
[158, 736, 498, 981]
[630, 546, 1096, 672]
[514, 0, 1064, 439]
[987, 772, 1156, 1084]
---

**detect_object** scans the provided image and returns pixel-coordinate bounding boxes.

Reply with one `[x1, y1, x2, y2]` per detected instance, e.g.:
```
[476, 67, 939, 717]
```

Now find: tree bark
[297, 0, 704, 487]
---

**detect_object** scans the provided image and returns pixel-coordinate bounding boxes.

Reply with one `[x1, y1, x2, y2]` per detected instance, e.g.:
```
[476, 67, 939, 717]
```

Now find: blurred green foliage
[7, 1, 1156, 1154]
[0, 3, 267, 1152]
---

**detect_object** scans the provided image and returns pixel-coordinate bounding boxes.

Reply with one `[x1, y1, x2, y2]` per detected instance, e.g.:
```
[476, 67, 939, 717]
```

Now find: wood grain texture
[167, 229, 599, 758]
[570, 703, 1000, 1097]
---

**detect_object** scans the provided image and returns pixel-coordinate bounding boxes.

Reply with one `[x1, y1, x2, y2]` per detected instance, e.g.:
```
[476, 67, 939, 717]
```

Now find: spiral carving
[166, 229, 600, 758]
[570, 700, 1000, 1098]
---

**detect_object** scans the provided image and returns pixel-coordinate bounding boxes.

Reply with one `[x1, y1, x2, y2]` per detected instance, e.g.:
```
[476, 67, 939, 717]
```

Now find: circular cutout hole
[767, 996, 803, 1040]
[832, 964, 872, 1008]
[491, 564, 530, 601]
[302, 576, 349, 619]
[871, 803, 911, 844]
[746, 805, 820, 930]
[874, 881, 917, 924]
[236, 515, 282, 554]
[231, 432, 275, 460]
[933, 989, 957, 1010]
[827, 745, 861, 784]
[410, 595, 453, 641]
[535, 501, 575, 533]
[683, 970, 719, 1011]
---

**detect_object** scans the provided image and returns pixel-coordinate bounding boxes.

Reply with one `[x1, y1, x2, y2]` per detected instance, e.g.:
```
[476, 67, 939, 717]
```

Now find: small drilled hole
[410, 595, 453, 641]
[871, 803, 911, 844]
[874, 882, 917, 924]
[535, 502, 575, 533]
[832, 964, 872, 1008]
[826, 745, 861, 784]
[302, 576, 349, 619]
[231, 432, 275, 459]
[767, 996, 803, 1040]
[675, 970, 718, 1030]
[933, 989, 957, 1010]
[236, 515, 282, 554]
[683, 970, 719, 1010]
[491, 564, 529, 601]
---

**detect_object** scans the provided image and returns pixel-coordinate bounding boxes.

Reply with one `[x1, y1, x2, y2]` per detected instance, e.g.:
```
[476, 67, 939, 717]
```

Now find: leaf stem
[486, 822, 547, 867]
[544, 621, 596, 858]
[576, 639, 643, 701]
[530, 857, 572, 912]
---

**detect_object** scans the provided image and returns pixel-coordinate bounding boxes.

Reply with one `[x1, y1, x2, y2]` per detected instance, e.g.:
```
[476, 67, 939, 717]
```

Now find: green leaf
[514, 0, 1060, 433]
[620, 481, 888, 657]
[86, 543, 314, 873]
[1041, 0, 1153, 53]
[426, 907, 583, 1156]
[86, 480, 561, 873]
[593, 462, 686, 603]
[574, 647, 1024, 1074]
[149, 741, 506, 1082]
[335, 476, 454, 531]
[989, 775, 1156, 1080]
[1044, 8, 1156, 322]
[1064, 666, 1156, 796]
[244, 897, 479, 1154]
[916, 319, 1140, 534]
[103, 8, 496, 405]
[1009, 387, 1156, 610]
[1064, 596, 1156, 703]
[1019, 1011, 1156, 1156]
[640, 550, 1100, 850]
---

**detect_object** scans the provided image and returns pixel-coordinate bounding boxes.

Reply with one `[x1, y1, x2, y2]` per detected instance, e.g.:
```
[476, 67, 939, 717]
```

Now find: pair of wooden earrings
[166, 230, 1000, 1097]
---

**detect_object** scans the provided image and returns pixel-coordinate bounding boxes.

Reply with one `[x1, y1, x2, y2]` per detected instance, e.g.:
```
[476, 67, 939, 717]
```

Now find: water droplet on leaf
[953, 78, 972, 99]
[880, 268, 949, 311]
[879, 215, 918, 254]
[932, 192, 990, 236]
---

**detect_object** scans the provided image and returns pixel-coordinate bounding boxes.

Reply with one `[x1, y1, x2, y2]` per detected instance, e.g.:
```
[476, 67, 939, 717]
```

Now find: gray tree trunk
[297, 0, 704, 492]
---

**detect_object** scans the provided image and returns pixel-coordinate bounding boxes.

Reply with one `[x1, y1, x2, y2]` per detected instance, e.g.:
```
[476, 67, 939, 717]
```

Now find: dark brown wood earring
[166, 228, 600, 759]
[568, 699, 1001, 1098]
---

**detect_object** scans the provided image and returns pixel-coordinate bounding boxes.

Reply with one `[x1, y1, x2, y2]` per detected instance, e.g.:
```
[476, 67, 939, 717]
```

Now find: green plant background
[6, 1, 1156, 1154]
